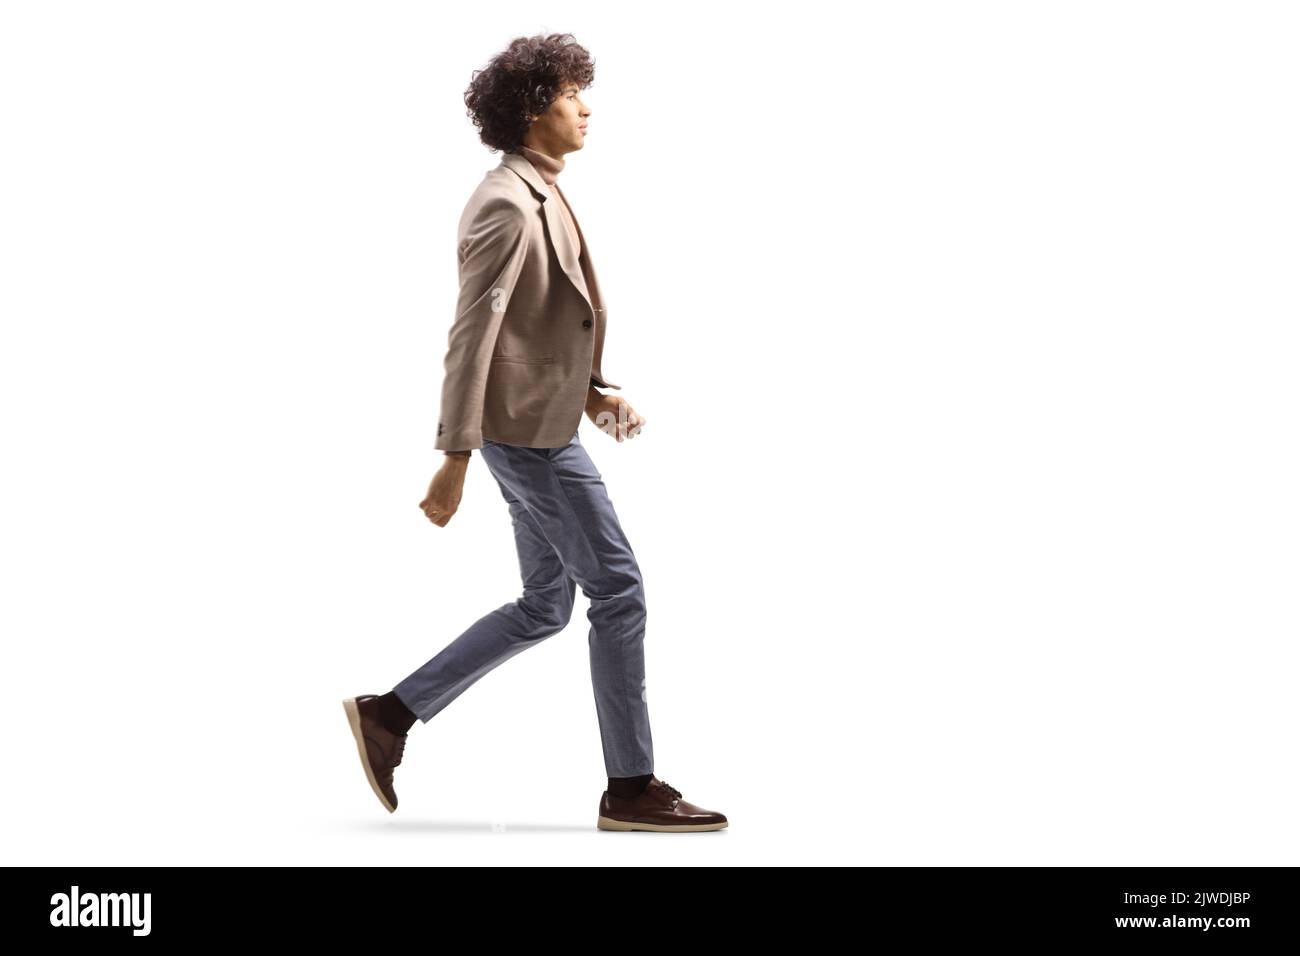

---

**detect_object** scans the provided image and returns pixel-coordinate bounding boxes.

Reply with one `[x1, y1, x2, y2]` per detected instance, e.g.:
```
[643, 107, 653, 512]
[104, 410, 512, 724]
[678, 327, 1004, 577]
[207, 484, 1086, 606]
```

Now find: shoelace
[656, 780, 683, 804]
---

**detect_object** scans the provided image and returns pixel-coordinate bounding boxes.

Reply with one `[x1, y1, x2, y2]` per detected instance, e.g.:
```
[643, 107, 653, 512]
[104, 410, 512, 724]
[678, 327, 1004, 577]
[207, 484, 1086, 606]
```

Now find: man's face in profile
[526, 81, 590, 156]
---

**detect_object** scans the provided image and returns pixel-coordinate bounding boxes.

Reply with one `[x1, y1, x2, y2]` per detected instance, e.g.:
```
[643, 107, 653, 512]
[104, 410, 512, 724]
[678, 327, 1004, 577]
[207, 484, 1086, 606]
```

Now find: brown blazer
[434, 149, 620, 451]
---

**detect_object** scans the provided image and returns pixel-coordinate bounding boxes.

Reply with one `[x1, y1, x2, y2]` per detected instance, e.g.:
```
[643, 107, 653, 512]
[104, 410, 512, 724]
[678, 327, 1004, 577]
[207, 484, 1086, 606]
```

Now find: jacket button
[582, 318, 593, 328]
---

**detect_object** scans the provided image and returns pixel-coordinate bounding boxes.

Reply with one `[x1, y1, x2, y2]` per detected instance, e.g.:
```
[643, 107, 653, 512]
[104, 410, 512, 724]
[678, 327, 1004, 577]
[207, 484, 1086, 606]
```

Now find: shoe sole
[596, 816, 728, 832]
[342, 697, 397, 813]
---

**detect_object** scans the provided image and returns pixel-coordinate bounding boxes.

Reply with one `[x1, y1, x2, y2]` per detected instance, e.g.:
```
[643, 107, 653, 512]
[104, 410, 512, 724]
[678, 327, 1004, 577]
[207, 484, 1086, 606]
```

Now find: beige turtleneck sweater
[518, 145, 582, 257]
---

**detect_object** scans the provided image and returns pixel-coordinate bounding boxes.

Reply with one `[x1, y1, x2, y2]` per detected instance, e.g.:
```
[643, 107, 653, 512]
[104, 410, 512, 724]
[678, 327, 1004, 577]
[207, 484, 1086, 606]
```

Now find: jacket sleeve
[434, 198, 530, 450]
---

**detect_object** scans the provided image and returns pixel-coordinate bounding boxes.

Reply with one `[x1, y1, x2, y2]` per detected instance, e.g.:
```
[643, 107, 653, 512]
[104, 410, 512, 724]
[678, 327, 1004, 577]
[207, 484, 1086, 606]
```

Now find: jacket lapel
[558, 182, 605, 314]
[500, 151, 594, 312]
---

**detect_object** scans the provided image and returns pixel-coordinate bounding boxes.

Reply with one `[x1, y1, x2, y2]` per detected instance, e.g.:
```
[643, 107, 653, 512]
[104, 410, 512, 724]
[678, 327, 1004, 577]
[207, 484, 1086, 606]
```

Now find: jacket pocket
[490, 353, 555, 365]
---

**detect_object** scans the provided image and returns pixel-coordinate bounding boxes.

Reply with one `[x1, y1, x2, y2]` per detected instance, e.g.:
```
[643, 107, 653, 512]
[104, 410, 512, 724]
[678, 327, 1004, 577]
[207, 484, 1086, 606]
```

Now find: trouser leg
[479, 431, 654, 777]
[392, 456, 576, 723]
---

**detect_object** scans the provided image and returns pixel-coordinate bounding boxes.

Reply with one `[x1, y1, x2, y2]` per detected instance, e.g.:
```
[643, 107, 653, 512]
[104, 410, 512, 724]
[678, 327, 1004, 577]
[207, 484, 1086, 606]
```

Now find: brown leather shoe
[342, 694, 407, 813]
[597, 775, 728, 832]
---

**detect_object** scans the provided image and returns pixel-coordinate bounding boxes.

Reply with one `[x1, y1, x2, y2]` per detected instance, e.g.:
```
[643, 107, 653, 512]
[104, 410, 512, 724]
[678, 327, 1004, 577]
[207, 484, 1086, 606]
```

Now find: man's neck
[521, 140, 566, 164]
[518, 143, 567, 185]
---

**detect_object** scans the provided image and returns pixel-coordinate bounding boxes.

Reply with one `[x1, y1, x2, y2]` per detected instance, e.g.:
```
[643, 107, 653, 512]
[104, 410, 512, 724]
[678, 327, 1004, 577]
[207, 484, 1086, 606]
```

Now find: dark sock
[377, 691, 417, 736]
[607, 773, 653, 799]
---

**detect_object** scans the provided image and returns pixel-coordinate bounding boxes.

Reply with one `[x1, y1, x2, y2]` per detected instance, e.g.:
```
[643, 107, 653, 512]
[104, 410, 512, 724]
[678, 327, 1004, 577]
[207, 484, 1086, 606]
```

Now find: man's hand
[585, 387, 646, 441]
[419, 455, 470, 527]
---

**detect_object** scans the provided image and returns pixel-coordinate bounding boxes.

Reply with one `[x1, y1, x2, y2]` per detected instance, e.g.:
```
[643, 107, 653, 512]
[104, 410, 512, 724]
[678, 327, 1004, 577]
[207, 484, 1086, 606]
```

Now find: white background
[2, 1, 1297, 865]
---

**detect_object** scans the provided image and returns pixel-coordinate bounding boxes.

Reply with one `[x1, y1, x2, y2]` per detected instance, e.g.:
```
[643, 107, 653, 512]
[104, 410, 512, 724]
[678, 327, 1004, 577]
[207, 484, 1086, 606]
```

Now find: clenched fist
[419, 455, 470, 527]
[585, 390, 646, 442]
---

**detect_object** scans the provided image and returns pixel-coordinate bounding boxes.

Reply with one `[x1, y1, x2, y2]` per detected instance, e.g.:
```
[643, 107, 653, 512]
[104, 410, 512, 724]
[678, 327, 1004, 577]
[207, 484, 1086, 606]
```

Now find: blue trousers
[392, 427, 655, 778]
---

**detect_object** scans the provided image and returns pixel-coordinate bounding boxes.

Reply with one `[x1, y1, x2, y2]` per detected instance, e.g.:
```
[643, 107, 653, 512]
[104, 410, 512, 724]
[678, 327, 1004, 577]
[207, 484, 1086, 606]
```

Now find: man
[343, 33, 726, 832]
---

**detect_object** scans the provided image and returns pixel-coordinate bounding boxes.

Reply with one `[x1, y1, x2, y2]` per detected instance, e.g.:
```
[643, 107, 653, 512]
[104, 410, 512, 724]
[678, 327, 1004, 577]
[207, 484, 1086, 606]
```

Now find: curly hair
[464, 33, 596, 153]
